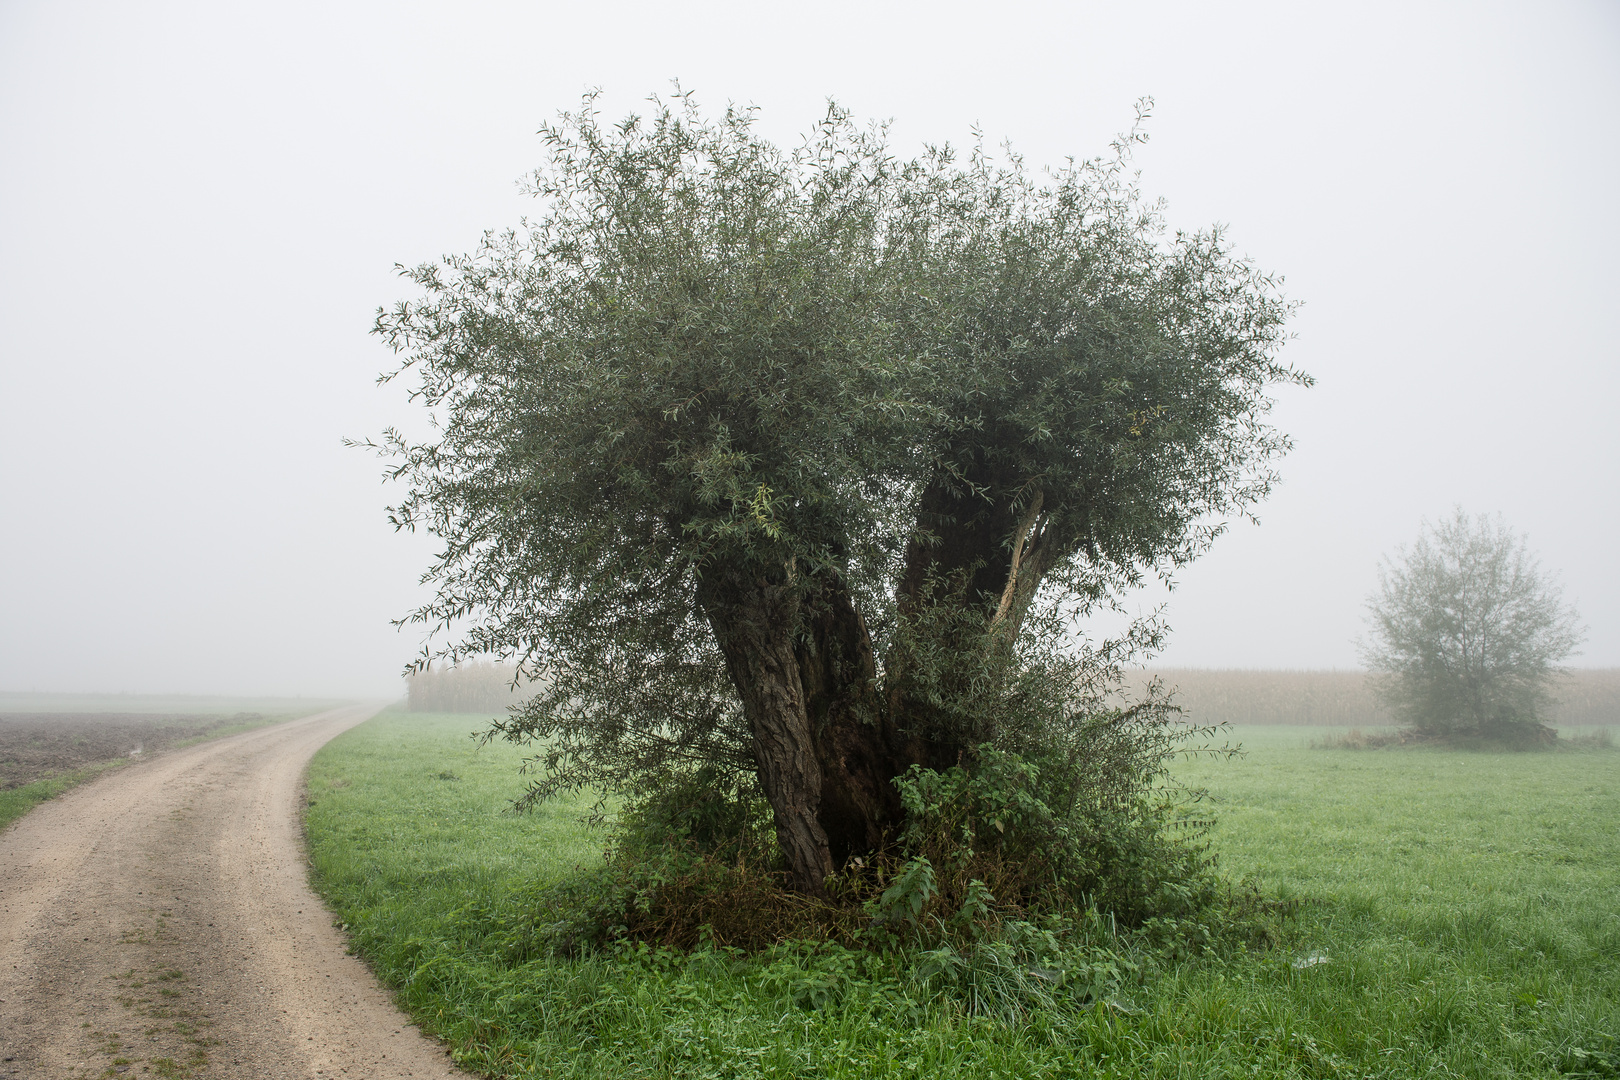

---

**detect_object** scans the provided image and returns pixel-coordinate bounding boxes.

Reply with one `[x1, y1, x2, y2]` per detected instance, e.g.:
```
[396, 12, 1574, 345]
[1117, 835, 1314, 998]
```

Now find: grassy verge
[305, 714, 1620, 1079]
[0, 711, 304, 832]
[0, 760, 132, 831]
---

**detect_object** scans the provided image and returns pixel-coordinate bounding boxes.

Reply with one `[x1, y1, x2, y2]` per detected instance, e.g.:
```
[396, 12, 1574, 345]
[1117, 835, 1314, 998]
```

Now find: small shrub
[883, 745, 1222, 933]
[1562, 728, 1615, 750]
[1311, 728, 1409, 750]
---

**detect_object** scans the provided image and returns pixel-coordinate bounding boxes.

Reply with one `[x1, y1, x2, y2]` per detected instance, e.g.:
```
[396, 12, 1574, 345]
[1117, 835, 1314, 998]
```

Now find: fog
[2, 1, 1616, 698]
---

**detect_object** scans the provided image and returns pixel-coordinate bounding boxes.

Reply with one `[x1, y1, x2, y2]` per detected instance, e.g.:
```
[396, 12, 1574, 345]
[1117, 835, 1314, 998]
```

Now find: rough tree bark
[795, 578, 906, 867]
[702, 561, 911, 892]
[698, 564, 835, 895]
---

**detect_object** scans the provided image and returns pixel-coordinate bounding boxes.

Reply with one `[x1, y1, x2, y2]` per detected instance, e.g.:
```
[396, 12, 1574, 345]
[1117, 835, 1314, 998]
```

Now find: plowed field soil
[0, 713, 267, 790]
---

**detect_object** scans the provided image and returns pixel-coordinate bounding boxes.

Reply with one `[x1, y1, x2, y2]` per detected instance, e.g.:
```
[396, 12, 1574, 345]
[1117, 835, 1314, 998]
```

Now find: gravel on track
[0, 704, 470, 1079]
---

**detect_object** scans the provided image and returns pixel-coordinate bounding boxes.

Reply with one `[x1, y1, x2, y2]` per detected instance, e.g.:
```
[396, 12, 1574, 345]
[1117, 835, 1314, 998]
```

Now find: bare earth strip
[0, 705, 468, 1079]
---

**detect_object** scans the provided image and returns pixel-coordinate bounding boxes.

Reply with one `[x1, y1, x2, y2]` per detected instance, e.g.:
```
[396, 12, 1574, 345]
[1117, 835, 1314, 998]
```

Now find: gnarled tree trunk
[795, 578, 906, 867]
[701, 559, 917, 893]
[698, 563, 834, 895]
[698, 461, 1066, 894]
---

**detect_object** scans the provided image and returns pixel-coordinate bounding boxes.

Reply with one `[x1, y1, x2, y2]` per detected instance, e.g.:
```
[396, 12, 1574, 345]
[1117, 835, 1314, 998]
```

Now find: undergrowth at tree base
[515, 746, 1304, 1026]
[455, 867, 1303, 1029]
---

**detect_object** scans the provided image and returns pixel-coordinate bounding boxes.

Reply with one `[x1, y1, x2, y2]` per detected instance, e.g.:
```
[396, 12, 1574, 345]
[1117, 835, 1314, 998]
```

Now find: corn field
[403, 665, 1617, 725]
[403, 662, 535, 714]
[1128, 668, 1619, 727]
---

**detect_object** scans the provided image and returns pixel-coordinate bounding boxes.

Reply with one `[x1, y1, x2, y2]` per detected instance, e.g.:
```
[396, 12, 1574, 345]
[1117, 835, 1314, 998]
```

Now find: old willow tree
[370, 93, 1306, 895]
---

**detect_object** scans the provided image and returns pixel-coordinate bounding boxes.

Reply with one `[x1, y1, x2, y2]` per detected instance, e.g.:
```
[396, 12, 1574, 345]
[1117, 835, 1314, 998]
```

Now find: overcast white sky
[2, 0, 1616, 697]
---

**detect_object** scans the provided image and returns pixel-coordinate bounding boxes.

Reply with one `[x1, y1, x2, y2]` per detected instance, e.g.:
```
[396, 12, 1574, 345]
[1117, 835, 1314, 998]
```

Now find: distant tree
[367, 91, 1304, 894]
[1361, 509, 1585, 740]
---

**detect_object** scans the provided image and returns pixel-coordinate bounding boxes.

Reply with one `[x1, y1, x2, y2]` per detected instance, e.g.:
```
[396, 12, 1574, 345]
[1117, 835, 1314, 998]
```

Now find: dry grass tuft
[612, 858, 873, 952]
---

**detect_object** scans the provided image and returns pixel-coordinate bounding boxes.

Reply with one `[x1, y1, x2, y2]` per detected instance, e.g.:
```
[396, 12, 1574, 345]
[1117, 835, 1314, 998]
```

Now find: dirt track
[0, 705, 468, 1079]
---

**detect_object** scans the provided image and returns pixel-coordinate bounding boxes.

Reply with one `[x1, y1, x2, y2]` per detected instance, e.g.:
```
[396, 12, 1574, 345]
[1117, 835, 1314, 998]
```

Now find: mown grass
[305, 713, 1620, 1079]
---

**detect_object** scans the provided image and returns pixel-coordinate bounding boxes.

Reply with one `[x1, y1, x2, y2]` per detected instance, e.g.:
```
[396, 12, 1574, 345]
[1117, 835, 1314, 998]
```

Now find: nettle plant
[367, 90, 1303, 914]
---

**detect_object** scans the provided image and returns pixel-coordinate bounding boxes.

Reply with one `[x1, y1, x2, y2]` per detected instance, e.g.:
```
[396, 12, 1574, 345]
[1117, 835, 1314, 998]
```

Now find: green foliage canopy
[367, 91, 1305, 889]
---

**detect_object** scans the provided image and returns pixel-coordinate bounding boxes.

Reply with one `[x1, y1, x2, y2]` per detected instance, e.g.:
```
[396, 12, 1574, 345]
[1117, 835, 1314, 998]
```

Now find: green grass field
[304, 713, 1619, 1079]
